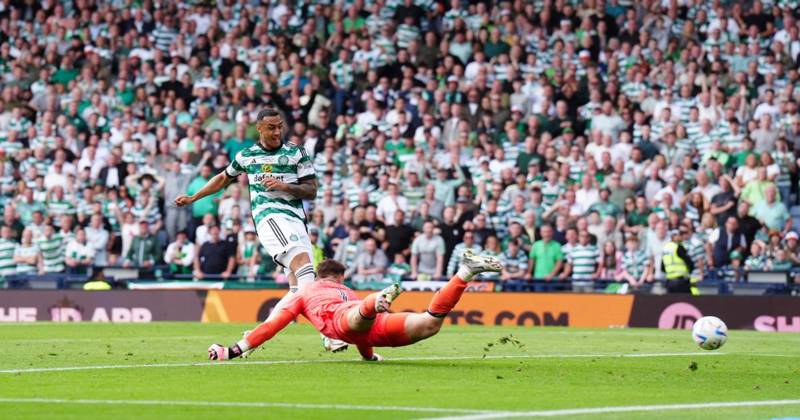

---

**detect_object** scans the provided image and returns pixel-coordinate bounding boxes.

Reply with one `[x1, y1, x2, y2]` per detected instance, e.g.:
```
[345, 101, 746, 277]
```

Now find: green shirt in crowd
[187, 176, 222, 218]
[530, 239, 563, 279]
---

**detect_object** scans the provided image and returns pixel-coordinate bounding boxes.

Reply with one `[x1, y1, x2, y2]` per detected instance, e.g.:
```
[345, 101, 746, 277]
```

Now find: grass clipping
[483, 334, 526, 358]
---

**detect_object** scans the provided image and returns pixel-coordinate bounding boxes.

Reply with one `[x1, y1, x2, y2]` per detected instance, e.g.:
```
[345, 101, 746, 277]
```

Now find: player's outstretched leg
[351, 252, 500, 362]
[345, 283, 402, 332]
[406, 250, 501, 342]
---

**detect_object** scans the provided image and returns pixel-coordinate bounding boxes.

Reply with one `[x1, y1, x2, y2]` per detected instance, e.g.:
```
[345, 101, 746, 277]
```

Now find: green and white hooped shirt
[225, 142, 315, 226]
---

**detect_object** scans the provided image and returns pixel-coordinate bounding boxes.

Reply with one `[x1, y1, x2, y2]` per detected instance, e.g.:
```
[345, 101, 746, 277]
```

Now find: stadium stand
[0, 0, 799, 296]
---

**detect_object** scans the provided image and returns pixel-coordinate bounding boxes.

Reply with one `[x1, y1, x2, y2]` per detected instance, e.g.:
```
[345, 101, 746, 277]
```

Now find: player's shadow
[335, 360, 497, 369]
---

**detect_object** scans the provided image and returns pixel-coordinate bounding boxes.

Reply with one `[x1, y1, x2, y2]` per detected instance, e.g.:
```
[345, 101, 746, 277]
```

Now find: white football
[692, 316, 728, 350]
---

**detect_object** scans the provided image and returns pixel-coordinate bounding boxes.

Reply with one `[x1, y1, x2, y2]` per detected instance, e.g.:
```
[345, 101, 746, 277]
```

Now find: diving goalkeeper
[208, 250, 501, 361]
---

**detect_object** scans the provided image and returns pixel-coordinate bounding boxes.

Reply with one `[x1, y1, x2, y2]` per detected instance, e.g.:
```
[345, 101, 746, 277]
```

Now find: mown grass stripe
[0, 352, 723, 374]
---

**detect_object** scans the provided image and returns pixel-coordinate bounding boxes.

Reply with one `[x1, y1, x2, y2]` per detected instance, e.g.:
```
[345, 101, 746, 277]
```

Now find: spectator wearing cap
[164, 230, 195, 275]
[123, 220, 160, 270]
[783, 232, 800, 266]
[194, 225, 235, 280]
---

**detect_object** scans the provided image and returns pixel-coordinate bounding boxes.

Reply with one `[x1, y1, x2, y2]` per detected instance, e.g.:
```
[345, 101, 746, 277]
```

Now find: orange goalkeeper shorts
[332, 303, 412, 348]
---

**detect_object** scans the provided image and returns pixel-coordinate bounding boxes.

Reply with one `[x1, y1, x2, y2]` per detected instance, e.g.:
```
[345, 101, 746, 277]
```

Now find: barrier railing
[1, 268, 796, 295]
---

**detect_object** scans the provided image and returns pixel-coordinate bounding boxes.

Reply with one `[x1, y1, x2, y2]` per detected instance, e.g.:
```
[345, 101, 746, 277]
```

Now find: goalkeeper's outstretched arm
[174, 172, 235, 207]
[240, 309, 295, 351]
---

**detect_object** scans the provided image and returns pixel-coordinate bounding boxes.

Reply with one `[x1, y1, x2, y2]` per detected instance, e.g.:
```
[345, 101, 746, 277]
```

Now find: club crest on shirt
[278, 155, 289, 165]
[290, 234, 299, 241]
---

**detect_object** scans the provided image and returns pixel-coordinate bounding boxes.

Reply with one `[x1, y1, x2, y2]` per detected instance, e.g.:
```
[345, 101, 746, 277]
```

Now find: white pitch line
[0, 397, 504, 415]
[423, 399, 800, 419]
[3, 398, 800, 418]
[737, 352, 800, 358]
[0, 352, 722, 374]
[8, 335, 216, 344]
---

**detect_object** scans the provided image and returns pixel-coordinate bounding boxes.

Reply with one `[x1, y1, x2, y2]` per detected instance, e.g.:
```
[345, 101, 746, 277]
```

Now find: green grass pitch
[1, 322, 799, 419]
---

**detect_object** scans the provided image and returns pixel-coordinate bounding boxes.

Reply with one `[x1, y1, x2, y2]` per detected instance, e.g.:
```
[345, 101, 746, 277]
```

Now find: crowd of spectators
[1, 0, 800, 290]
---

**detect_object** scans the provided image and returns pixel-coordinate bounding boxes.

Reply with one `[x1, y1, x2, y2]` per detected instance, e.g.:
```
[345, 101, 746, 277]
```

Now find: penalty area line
[0, 397, 504, 415]
[0, 351, 722, 374]
[422, 399, 800, 419]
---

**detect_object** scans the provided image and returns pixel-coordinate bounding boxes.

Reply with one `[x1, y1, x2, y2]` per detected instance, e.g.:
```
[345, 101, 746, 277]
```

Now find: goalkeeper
[208, 251, 500, 361]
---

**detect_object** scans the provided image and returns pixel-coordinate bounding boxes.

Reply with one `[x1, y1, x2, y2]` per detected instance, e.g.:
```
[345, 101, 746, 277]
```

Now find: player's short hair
[317, 259, 346, 278]
[257, 108, 281, 121]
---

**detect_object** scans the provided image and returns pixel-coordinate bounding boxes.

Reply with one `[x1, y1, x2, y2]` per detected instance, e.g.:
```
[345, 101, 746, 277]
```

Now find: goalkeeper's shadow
[336, 359, 497, 369]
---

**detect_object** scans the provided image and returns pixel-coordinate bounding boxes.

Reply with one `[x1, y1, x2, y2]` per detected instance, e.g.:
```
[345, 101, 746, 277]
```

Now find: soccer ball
[692, 316, 728, 350]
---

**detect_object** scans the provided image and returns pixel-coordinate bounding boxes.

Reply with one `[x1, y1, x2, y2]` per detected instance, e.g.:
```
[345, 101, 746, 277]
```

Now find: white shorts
[256, 215, 313, 268]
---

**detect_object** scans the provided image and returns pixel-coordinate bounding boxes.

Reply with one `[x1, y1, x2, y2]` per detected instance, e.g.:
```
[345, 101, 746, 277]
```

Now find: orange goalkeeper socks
[427, 276, 467, 317]
[358, 293, 378, 320]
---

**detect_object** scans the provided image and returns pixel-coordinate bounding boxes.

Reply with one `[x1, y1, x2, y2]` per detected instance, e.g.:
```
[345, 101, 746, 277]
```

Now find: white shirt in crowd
[164, 241, 196, 268]
[376, 195, 408, 226]
[65, 240, 96, 263]
[195, 225, 212, 247]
